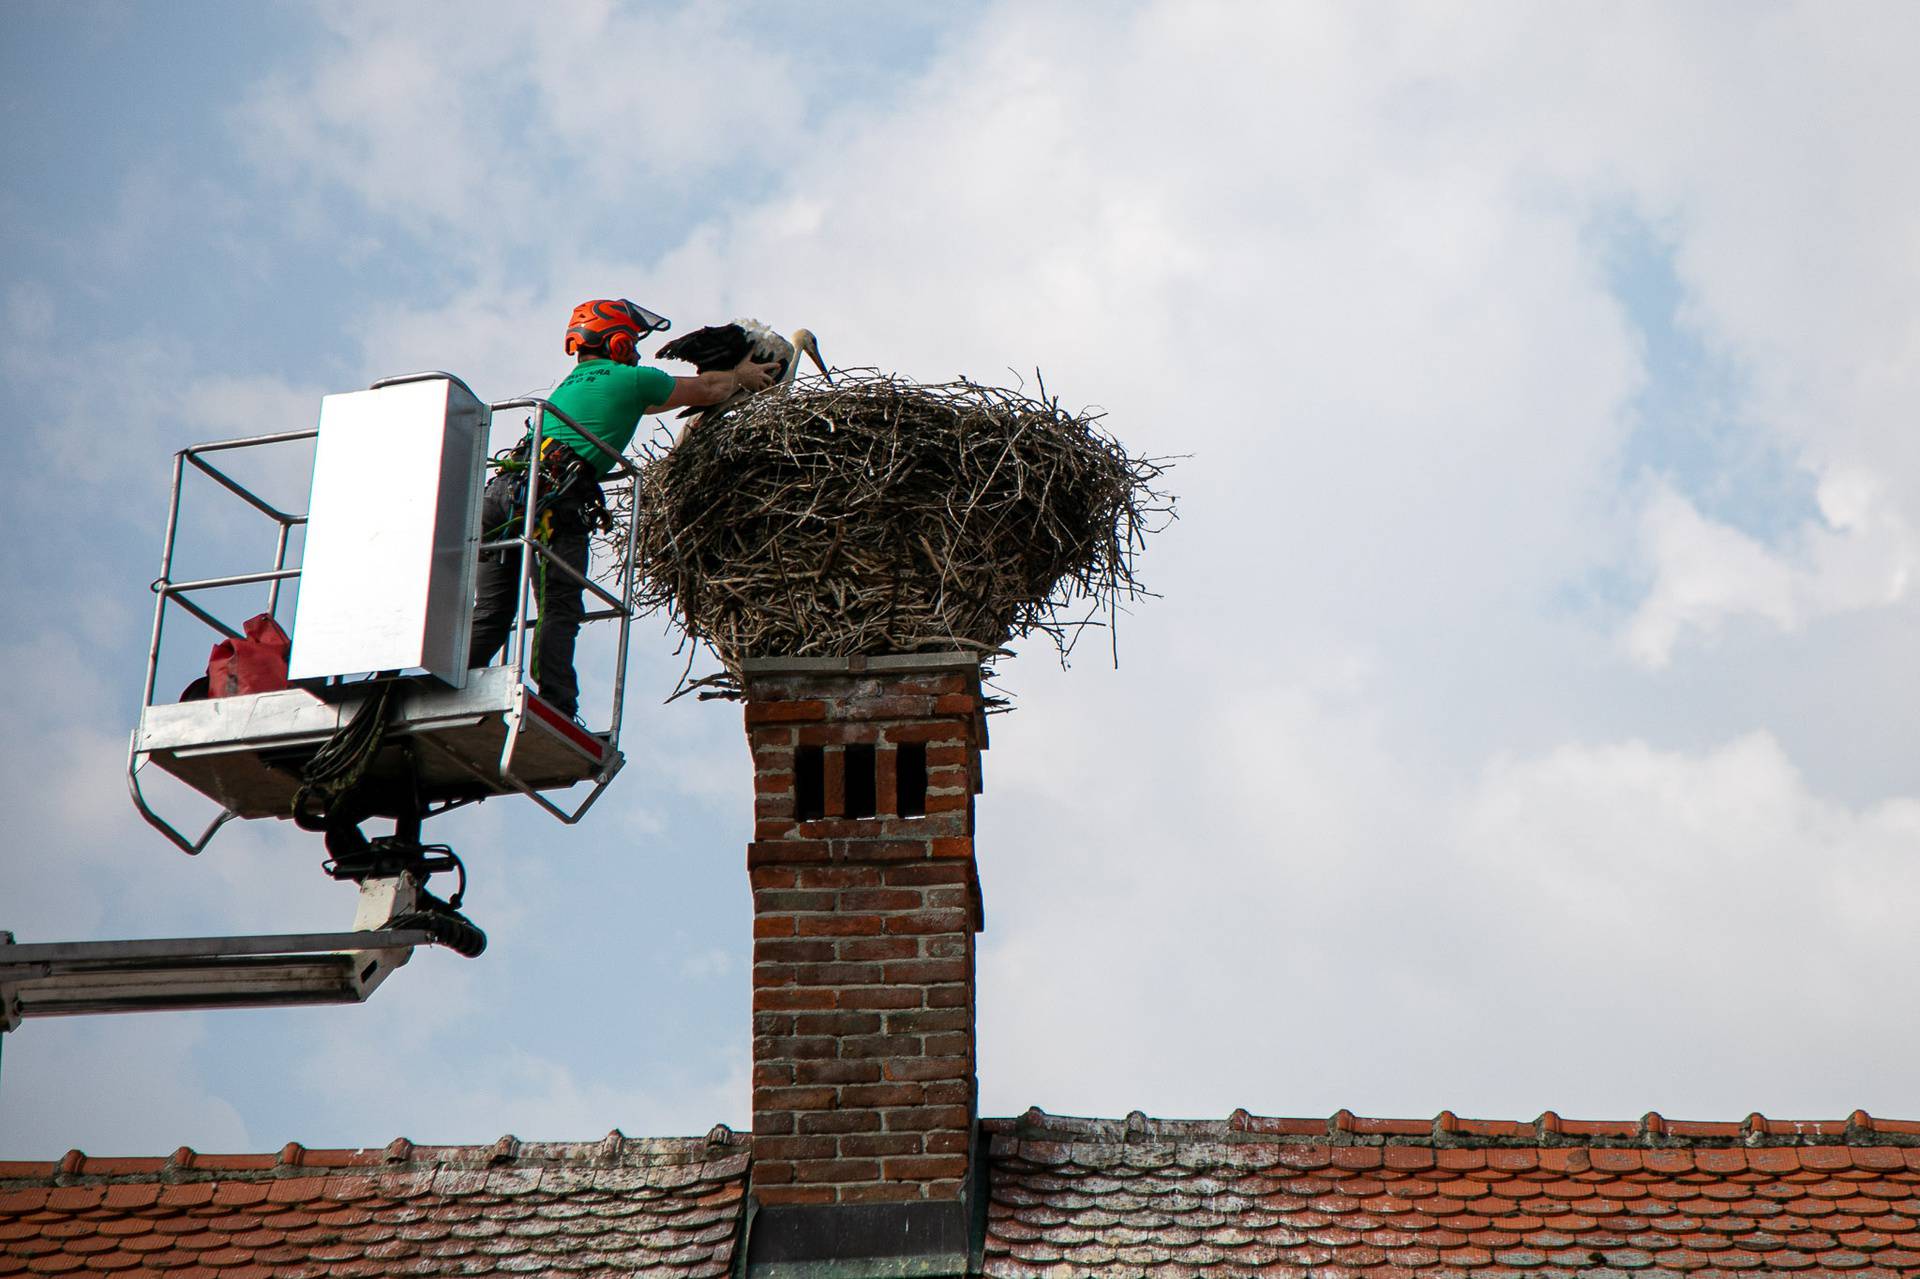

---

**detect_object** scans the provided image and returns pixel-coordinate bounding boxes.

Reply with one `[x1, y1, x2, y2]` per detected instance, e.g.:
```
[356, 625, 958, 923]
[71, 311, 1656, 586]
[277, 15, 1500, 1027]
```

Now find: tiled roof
[11, 1110, 1920, 1277]
[981, 1109, 1920, 1278]
[0, 1129, 748, 1278]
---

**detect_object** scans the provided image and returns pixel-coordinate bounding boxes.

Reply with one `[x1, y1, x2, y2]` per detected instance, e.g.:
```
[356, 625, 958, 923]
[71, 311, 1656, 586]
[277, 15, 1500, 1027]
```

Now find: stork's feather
[656, 324, 753, 373]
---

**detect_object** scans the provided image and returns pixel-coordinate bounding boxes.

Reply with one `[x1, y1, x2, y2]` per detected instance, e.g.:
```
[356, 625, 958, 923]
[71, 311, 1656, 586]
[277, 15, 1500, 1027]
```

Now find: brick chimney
[740, 653, 987, 1273]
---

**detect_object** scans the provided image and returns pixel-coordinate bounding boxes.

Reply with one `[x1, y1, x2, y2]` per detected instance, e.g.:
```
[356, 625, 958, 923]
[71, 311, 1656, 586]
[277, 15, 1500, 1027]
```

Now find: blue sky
[6, 1, 1920, 1157]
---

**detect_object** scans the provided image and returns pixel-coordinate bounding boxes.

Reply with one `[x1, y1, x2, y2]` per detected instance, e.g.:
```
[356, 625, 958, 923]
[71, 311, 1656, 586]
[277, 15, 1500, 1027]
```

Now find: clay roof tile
[981, 1111, 1920, 1277]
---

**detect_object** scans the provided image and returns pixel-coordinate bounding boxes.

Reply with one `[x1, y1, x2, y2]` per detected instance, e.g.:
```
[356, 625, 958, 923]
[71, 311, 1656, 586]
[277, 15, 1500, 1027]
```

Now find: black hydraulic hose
[291, 683, 395, 829]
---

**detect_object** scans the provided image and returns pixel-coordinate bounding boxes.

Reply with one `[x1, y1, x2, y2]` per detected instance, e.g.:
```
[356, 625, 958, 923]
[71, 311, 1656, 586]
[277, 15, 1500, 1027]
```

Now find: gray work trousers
[467, 472, 594, 719]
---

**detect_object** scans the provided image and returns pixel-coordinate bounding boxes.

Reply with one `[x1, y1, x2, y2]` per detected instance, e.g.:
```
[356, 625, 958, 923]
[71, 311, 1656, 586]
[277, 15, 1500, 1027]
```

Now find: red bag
[206, 613, 292, 697]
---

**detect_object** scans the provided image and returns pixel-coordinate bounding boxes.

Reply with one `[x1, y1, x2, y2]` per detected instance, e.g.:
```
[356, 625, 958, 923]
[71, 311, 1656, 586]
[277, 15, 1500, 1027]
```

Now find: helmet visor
[620, 300, 671, 336]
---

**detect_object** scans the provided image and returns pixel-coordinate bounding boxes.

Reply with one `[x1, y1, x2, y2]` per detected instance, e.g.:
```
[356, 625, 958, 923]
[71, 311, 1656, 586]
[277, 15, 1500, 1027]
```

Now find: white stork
[656, 318, 830, 425]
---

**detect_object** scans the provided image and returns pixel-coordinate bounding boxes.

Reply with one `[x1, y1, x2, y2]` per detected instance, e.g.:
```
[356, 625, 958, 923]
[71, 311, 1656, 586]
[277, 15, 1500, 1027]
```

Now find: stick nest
[604, 369, 1173, 678]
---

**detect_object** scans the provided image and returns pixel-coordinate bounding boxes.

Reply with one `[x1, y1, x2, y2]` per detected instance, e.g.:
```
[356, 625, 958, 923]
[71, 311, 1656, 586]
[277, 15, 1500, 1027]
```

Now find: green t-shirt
[540, 359, 677, 475]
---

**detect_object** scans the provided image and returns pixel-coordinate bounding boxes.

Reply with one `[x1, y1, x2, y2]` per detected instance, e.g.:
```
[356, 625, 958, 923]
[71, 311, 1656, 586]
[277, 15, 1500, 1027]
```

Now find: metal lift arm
[0, 876, 440, 1032]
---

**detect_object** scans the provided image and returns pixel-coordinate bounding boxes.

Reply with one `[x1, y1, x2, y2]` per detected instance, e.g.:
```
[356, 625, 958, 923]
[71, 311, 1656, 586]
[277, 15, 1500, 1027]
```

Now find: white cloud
[1624, 475, 1914, 667]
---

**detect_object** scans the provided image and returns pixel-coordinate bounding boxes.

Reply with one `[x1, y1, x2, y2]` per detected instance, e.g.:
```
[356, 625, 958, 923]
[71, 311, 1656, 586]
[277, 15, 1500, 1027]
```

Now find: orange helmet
[564, 298, 669, 364]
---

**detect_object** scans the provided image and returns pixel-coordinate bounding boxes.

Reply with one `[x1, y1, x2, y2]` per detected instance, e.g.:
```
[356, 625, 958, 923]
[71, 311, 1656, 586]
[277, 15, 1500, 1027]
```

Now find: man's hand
[733, 359, 778, 393]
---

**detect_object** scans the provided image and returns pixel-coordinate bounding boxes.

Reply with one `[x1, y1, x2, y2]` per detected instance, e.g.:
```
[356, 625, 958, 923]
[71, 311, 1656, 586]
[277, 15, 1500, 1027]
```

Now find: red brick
[789, 962, 884, 986]
[875, 748, 899, 818]
[924, 791, 970, 814]
[850, 694, 938, 718]
[753, 1110, 795, 1136]
[799, 1111, 882, 1135]
[794, 1060, 883, 1085]
[884, 1009, 970, 1035]
[881, 723, 968, 745]
[755, 770, 794, 794]
[755, 1184, 834, 1205]
[795, 1011, 883, 1036]
[754, 823, 819, 846]
[754, 1035, 837, 1059]
[756, 797, 796, 824]
[882, 1155, 968, 1181]
[812, 830, 932, 854]
[835, 1182, 925, 1203]
[839, 1083, 927, 1108]
[754, 889, 843, 912]
[836, 938, 918, 961]
[884, 863, 971, 885]
[883, 910, 971, 936]
[754, 987, 836, 1012]
[796, 866, 885, 889]
[796, 914, 884, 937]
[754, 1086, 839, 1111]
[753, 915, 796, 939]
[823, 747, 847, 818]
[840, 1134, 926, 1158]
[837, 986, 923, 1010]
[841, 889, 923, 911]
[883, 1058, 968, 1083]
[931, 695, 977, 714]
[757, 939, 836, 964]
[746, 700, 828, 724]
[889, 675, 968, 696]
[796, 723, 869, 746]
[840, 1033, 926, 1060]
[751, 1160, 795, 1185]
[924, 984, 970, 1008]
[882, 959, 968, 983]
[793, 1160, 881, 1184]
[883, 1105, 971, 1132]
[753, 1136, 839, 1161]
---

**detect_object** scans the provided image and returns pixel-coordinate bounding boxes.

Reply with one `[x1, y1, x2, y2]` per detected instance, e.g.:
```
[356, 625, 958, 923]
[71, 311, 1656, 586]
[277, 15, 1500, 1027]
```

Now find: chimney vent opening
[897, 741, 928, 818]
[844, 743, 877, 819]
[795, 744, 826, 821]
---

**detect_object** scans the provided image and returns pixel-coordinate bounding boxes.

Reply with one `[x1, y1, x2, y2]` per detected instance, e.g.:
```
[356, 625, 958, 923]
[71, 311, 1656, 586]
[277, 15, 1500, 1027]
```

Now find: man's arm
[653, 360, 779, 413]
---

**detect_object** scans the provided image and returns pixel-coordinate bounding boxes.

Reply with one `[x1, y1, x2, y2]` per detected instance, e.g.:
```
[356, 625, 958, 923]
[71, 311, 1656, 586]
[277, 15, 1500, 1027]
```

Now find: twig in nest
[601, 368, 1175, 680]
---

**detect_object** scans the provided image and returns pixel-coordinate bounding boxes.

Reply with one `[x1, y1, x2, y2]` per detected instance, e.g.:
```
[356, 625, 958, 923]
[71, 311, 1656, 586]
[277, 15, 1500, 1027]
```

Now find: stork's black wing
[656, 324, 751, 372]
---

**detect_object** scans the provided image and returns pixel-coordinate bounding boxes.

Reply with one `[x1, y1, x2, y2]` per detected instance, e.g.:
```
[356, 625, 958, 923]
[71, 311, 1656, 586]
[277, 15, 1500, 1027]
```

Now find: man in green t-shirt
[468, 298, 775, 718]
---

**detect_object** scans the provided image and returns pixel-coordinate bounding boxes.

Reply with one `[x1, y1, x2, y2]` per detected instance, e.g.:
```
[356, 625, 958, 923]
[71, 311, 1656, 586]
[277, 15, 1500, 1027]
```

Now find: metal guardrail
[129, 374, 644, 855]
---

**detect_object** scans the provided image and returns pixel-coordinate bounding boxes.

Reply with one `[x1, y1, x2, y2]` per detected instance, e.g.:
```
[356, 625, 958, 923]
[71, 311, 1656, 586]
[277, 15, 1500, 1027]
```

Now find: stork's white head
[789, 328, 831, 383]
